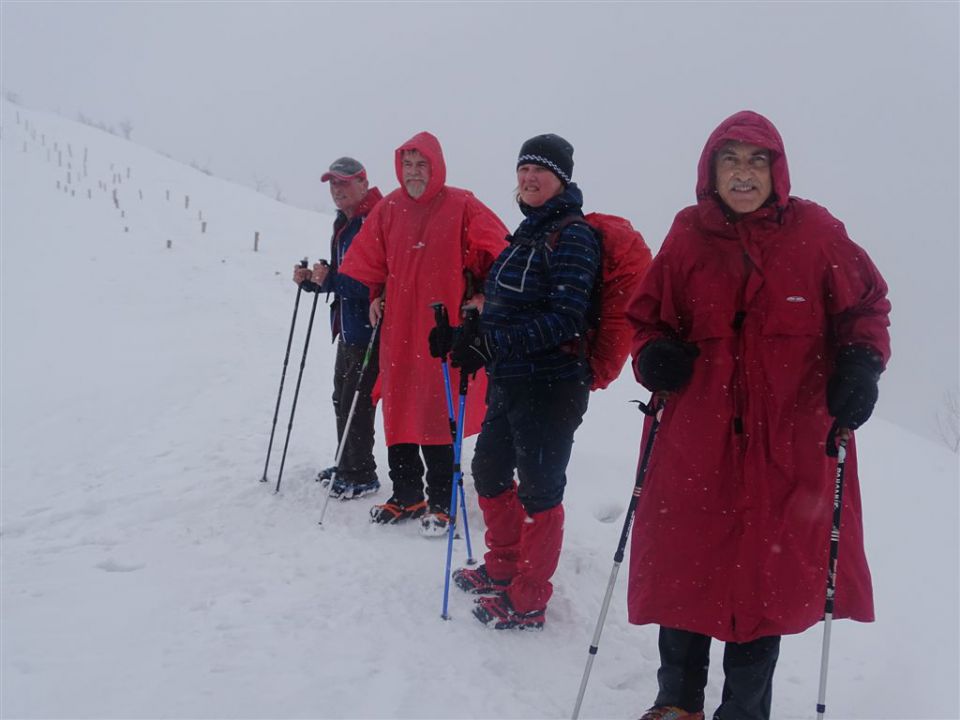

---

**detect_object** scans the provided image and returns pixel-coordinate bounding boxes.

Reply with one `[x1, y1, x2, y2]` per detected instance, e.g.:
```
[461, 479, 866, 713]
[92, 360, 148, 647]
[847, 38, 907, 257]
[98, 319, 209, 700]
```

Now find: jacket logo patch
[786, 296, 807, 303]
[412, 241, 425, 249]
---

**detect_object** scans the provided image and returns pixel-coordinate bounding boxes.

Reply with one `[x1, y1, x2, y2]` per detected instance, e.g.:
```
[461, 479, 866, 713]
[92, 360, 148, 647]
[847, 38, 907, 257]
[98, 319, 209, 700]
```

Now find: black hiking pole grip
[572, 397, 664, 720]
[273, 283, 321, 494]
[816, 436, 848, 720]
[261, 260, 309, 482]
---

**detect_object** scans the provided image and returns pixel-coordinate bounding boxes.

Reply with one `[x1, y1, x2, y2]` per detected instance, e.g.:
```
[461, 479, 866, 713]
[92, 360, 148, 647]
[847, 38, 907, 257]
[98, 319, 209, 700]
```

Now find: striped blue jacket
[481, 184, 601, 382]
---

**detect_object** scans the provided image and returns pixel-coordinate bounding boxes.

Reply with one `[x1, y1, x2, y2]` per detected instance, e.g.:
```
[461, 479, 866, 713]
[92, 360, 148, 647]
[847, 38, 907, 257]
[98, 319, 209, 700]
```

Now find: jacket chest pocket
[761, 295, 823, 337]
[494, 244, 547, 299]
[687, 310, 738, 342]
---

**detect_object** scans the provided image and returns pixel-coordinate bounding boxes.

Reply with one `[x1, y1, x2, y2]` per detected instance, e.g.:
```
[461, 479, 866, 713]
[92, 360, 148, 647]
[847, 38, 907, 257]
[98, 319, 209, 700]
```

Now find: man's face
[328, 176, 368, 215]
[714, 141, 773, 216]
[401, 150, 431, 199]
[517, 164, 564, 208]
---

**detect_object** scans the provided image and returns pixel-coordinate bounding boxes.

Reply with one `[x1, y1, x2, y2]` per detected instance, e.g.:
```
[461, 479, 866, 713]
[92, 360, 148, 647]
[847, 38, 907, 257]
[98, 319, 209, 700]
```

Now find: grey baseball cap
[321, 156, 366, 182]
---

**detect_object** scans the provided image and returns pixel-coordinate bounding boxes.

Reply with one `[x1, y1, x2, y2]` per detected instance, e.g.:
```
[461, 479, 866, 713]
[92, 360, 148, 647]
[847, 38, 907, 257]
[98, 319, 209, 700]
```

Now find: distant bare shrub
[936, 389, 959, 454]
[189, 159, 213, 177]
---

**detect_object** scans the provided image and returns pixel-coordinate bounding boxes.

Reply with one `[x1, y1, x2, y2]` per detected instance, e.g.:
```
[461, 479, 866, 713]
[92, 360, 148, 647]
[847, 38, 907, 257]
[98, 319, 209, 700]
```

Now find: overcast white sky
[2, 1, 958, 440]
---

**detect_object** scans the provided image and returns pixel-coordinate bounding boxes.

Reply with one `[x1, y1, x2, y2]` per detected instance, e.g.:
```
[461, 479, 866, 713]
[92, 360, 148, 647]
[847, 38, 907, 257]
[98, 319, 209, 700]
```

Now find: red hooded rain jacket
[626, 111, 891, 643]
[339, 132, 508, 446]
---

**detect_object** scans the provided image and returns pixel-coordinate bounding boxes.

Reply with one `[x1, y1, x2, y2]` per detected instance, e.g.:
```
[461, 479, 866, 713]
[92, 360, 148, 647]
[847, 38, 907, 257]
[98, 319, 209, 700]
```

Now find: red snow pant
[471, 378, 589, 613]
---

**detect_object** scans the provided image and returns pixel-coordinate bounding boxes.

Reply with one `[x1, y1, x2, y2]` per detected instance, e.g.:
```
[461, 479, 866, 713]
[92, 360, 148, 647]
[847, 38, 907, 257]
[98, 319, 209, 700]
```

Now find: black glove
[636, 337, 700, 392]
[827, 345, 882, 430]
[428, 325, 453, 358]
[450, 311, 492, 374]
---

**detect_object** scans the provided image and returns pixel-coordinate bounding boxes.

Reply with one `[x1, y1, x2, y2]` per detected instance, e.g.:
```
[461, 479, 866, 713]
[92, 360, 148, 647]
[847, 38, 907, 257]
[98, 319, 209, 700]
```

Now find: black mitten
[636, 337, 700, 392]
[827, 345, 883, 429]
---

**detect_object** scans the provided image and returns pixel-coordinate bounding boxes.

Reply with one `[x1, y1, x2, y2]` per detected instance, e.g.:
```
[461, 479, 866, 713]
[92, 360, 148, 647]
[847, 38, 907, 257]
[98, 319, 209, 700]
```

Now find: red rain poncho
[339, 132, 508, 446]
[626, 111, 891, 643]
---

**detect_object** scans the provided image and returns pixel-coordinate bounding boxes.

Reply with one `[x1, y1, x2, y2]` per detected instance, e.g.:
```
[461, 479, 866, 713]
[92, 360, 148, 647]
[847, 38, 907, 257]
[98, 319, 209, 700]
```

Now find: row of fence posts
[16, 110, 265, 251]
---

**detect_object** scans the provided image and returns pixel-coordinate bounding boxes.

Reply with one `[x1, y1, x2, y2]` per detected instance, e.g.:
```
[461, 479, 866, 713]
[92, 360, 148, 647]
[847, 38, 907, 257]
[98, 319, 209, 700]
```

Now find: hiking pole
[261, 259, 309, 483]
[816, 427, 849, 720]
[432, 304, 476, 620]
[317, 317, 381, 525]
[433, 303, 460, 620]
[273, 277, 322, 494]
[454, 308, 479, 565]
[572, 397, 665, 720]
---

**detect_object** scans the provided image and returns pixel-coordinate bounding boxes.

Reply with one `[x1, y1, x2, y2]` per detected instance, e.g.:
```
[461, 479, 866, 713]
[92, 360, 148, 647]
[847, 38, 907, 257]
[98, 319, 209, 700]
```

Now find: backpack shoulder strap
[544, 214, 593, 251]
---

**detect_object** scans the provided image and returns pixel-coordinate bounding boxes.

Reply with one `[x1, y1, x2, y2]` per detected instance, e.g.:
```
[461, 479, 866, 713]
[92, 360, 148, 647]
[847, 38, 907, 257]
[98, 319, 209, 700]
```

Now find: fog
[2, 1, 957, 442]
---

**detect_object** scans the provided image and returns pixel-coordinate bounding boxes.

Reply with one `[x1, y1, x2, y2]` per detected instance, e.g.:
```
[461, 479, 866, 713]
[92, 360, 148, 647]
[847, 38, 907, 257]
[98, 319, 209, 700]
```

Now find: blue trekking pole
[453, 309, 479, 563]
[432, 304, 477, 621]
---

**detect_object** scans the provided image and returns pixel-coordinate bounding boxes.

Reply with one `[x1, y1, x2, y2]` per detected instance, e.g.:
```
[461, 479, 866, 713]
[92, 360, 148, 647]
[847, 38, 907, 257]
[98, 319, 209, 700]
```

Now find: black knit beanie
[517, 134, 574, 185]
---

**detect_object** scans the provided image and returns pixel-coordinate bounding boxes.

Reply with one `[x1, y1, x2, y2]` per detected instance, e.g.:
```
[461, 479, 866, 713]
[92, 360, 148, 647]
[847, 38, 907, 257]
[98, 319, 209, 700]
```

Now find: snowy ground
[2, 102, 958, 719]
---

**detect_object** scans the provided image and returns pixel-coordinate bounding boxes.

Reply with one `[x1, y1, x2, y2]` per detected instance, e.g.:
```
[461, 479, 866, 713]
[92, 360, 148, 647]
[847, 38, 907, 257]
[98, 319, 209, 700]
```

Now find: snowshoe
[418, 507, 450, 538]
[453, 564, 510, 595]
[369, 498, 428, 525]
[472, 593, 544, 631]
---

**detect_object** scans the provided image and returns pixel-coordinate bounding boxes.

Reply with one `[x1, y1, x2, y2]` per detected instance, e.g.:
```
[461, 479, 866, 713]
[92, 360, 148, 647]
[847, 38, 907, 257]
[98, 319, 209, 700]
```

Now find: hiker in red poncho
[338, 131, 507, 537]
[626, 111, 891, 720]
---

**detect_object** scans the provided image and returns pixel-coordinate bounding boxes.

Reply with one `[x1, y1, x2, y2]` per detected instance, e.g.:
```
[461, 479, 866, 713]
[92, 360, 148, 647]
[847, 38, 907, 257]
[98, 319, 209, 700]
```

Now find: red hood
[355, 186, 382, 217]
[394, 131, 447, 203]
[696, 110, 791, 210]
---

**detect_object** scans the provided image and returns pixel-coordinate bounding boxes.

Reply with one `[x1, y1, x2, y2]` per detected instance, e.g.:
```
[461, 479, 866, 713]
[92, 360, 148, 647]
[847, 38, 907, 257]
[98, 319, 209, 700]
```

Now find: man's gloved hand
[635, 337, 700, 392]
[293, 264, 312, 285]
[428, 324, 453, 359]
[827, 345, 883, 430]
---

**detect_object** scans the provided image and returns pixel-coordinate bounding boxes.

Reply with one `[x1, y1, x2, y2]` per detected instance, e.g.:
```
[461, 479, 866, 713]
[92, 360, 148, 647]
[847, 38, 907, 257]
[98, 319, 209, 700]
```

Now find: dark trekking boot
[638, 707, 704, 720]
[316, 466, 337, 485]
[338, 478, 381, 501]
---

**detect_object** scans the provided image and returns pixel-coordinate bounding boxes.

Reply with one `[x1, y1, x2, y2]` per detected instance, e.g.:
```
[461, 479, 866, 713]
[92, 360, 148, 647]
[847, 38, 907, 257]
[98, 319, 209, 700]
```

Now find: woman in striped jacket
[440, 134, 601, 631]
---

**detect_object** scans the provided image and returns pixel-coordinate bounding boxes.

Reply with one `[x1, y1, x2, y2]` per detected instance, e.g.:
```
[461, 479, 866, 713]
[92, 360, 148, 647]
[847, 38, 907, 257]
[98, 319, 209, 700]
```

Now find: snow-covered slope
[2, 102, 958, 719]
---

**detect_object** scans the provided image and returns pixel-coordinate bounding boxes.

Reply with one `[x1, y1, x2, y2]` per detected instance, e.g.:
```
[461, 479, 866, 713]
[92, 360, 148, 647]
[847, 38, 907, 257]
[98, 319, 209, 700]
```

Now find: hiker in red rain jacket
[626, 111, 891, 720]
[339, 131, 507, 537]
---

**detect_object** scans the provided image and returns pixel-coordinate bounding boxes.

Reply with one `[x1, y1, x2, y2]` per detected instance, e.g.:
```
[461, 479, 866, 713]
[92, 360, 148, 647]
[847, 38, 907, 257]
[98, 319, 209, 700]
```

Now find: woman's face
[517, 164, 564, 207]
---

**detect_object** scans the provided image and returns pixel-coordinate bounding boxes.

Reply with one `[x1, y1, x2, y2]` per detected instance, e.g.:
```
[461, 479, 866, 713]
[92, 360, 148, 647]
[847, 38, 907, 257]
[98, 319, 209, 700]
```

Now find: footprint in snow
[95, 559, 145, 573]
[593, 502, 623, 524]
